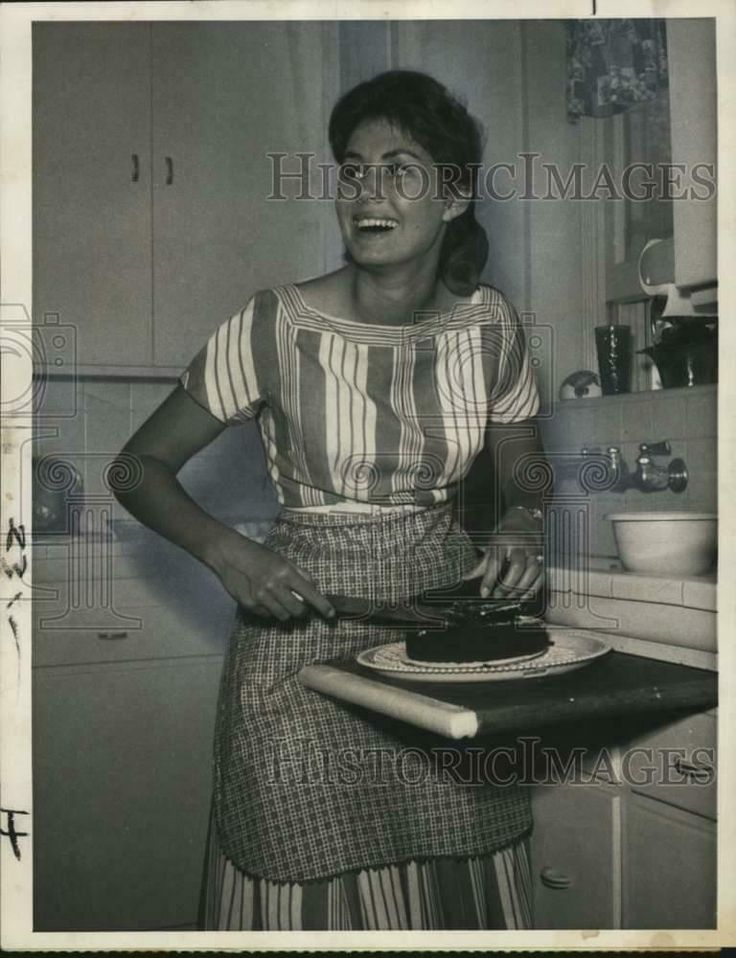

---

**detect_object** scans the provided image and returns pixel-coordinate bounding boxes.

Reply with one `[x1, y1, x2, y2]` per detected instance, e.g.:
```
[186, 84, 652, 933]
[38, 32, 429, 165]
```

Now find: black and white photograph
[0, 0, 734, 949]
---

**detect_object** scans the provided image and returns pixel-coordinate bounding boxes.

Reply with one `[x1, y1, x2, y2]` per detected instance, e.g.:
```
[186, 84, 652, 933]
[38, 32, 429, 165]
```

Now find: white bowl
[605, 511, 717, 576]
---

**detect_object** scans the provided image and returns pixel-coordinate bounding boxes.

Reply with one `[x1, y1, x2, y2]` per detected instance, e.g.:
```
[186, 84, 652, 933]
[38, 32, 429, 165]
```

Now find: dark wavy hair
[328, 70, 488, 297]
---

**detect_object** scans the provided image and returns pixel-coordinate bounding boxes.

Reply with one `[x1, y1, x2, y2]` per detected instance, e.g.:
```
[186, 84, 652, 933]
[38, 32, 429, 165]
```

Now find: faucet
[580, 445, 630, 492]
[632, 440, 688, 493]
[577, 441, 688, 493]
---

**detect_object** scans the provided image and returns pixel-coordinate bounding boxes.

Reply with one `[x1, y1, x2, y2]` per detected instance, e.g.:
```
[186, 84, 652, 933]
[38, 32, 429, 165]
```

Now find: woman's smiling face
[335, 117, 463, 270]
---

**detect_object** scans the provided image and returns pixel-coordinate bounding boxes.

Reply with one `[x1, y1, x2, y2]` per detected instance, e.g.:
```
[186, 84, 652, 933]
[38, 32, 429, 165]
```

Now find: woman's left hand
[463, 507, 544, 600]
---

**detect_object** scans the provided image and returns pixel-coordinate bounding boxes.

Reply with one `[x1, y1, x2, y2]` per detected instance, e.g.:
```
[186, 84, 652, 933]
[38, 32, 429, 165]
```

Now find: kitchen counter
[298, 651, 717, 740]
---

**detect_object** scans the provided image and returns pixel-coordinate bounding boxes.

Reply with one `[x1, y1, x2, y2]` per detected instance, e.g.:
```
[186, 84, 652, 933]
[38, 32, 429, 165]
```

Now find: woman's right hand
[208, 529, 336, 622]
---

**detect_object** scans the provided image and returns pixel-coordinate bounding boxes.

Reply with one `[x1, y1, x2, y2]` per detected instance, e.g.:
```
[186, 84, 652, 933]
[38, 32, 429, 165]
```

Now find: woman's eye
[339, 163, 363, 180]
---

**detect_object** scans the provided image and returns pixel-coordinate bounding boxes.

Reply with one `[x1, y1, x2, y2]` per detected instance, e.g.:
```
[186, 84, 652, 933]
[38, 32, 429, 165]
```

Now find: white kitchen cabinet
[531, 708, 717, 929]
[150, 22, 338, 368]
[623, 792, 716, 929]
[32, 546, 236, 667]
[32, 655, 223, 931]
[666, 19, 717, 290]
[531, 782, 617, 929]
[625, 710, 716, 821]
[33, 21, 339, 374]
[33, 23, 153, 368]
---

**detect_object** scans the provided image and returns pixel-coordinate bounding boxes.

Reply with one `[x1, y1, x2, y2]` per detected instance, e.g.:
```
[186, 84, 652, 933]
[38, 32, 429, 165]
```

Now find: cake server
[292, 589, 524, 627]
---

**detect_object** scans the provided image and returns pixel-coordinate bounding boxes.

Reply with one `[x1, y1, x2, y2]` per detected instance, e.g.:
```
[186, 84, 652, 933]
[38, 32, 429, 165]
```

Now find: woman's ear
[441, 191, 472, 223]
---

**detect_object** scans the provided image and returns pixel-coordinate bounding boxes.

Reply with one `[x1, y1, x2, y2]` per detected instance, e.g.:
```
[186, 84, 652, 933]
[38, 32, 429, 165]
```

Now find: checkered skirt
[211, 503, 533, 884]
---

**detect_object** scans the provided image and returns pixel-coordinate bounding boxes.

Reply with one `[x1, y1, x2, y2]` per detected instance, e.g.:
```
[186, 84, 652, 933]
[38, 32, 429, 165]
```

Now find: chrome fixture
[575, 441, 687, 494]
[580, 445, 630, 493]
[632, 440, 688, 493]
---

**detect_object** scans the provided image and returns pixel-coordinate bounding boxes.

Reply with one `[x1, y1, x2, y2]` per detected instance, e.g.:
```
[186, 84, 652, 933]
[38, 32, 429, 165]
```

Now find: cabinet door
[531, 784, 617, 929]
[33, 23, 153, 367]
[150, 22, 339, 368]
[33, 656, 223, 931]
[623, 792, 716, 929]
[667, 19, 717, 288]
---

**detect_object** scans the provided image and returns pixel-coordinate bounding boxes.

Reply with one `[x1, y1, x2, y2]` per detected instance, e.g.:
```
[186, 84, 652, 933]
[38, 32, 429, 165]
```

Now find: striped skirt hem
[200, 821, 534, 931]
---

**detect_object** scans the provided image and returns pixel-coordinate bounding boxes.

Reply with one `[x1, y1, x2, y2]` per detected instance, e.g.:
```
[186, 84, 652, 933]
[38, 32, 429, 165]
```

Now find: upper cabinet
[667, 19, 717, 290]
[604, 19, 717, 303]
[33, 24, 154, 368]
[33, 22, 339, 374]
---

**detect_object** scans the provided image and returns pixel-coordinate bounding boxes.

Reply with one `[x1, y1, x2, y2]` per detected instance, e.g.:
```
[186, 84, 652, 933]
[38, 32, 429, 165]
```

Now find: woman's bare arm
[112, 385, 335, 621]
[465, 420, 546, 599]
[112, 384, 230, 568]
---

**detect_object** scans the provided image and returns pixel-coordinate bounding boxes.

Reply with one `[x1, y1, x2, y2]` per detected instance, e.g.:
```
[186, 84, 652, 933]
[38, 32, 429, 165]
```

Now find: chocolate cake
[404, 599, 550, 665]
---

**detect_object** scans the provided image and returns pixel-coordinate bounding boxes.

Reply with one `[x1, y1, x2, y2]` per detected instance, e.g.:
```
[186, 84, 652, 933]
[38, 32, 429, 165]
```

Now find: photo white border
[2, 0, 734, 950]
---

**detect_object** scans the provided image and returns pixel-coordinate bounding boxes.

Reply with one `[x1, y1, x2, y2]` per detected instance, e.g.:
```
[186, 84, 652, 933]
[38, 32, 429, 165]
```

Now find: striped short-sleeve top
[179, 282, 540, 509]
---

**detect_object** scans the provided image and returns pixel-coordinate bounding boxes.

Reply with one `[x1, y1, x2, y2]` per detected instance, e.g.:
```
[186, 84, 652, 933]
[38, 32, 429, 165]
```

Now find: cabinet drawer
[32, 548, 215, 594]
[34, 597, 235, 667]
[625, 711, 716, 820]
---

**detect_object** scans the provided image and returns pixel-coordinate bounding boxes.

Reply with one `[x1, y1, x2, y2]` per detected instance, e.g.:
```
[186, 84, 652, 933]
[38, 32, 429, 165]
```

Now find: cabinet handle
[165, 156, 173, 185]
[131, 153, 140, 183]
[540, 866, 573, 890]
[97, 631, 129, 641]
[673, 755, 712, 783]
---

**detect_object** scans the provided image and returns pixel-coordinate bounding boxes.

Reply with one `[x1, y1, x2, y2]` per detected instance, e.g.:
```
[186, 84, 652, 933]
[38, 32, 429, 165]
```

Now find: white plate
[404, 643, 548, 669]
[356, 629, 611, 683]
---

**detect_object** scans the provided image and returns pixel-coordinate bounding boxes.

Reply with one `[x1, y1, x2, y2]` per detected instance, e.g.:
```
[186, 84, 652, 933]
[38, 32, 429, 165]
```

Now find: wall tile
[177, 423, 279, 521]
[33, 410, 87, 487]
[687, 438, 717, 477]
[540, 408, 568, 450]
[591, 401, 622, 445]
[34, 376, 81, 420]
[651, 391, 688, 441]
[546, 401, 595, 450]
[685, 387, 717, 438]
[573, 405, 596, 448]
[624, 482, 689, 512]
[34, 408, 86, 453]
[685, 470, 717, 514]
[130, 380, 178, 432]
[83, 381, 132, 494]
[621, 398, 653, 442]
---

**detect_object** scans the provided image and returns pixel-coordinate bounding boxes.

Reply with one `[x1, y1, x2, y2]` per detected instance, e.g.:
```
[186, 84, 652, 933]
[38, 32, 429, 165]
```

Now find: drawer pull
[540, 866, 573, 890]
[673, 756, 712, 783]
[97, 631, 129, 641]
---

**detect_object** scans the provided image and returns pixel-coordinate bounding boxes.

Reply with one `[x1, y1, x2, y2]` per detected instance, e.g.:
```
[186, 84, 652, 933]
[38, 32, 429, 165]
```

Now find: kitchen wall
[541, 385, 717, 558]
[33, 376, 279, 536]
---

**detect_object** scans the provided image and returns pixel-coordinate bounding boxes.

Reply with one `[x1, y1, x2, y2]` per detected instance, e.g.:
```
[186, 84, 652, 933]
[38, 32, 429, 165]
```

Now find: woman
[114, 70, 546, 930]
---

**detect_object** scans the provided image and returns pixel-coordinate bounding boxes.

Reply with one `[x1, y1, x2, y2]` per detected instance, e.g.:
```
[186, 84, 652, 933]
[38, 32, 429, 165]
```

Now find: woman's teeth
[355, 218, 398, 233]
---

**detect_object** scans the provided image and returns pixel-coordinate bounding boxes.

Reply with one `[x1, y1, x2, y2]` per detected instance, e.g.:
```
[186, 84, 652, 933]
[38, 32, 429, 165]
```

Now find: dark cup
[595, 324, 632, 395]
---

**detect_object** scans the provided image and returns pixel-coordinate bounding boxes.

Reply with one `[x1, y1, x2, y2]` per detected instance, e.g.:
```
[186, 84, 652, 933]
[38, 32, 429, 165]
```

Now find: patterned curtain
[566, 19, 668, 123]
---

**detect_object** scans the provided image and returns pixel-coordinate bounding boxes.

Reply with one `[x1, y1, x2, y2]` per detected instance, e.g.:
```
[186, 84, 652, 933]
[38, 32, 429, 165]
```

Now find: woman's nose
[356, 165, 387, 203]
